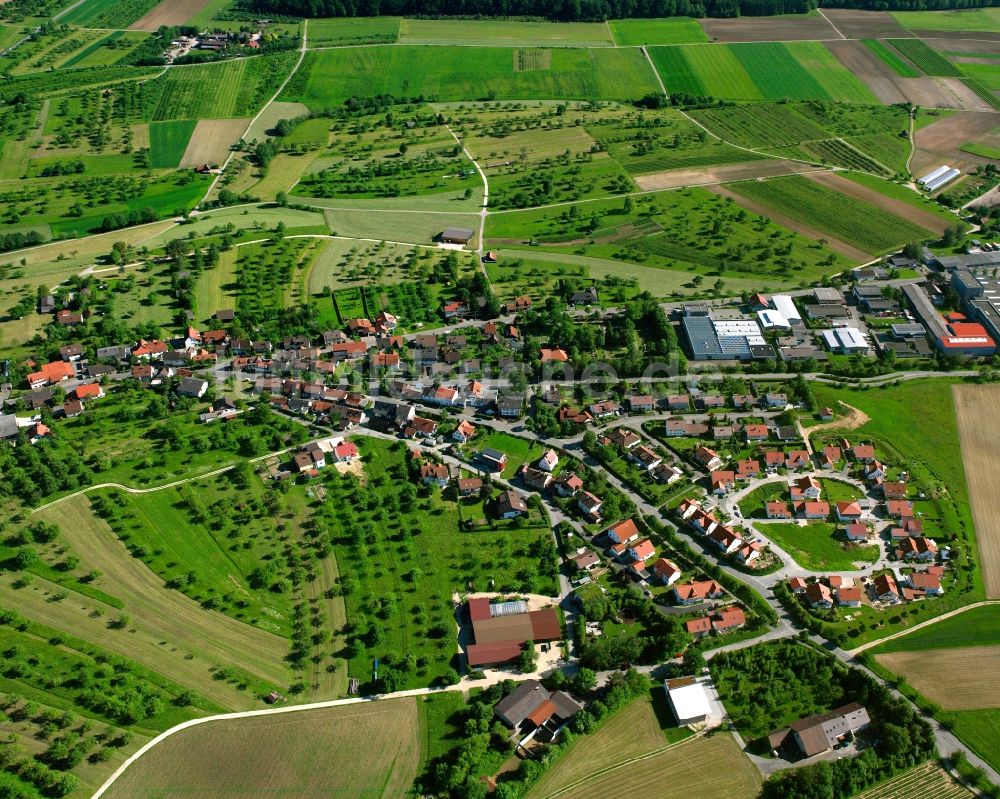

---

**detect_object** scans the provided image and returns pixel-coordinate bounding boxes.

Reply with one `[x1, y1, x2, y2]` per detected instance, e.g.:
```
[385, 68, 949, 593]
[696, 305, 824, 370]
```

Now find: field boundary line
[533, 731, 705, 799]
[641, 46, 668, 97]
[817, 8, 848, 39]
[606, 20, 617, 46]
[200, 19, 309, 206]
[445, 124, 489, 262]
[848, 600, 1000, 656]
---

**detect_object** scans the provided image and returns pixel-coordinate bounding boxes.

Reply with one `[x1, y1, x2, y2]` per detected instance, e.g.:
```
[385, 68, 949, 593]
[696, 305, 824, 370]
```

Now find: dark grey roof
[493, 680, 548, 726]
[0, 414, 19, 439]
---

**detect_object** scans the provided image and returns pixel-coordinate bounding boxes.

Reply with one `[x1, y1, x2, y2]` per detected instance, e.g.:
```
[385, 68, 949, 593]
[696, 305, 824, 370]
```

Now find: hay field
[876, 646, 1000, 710]
[851, 762, 976, 799]
[179, 118, 250, 168]
[29, 495, 292, 707]
[525, 697, 682, 799]
[526, 731, 760, 799]
[103, 698, 421, 799]
[954, 384, 1000, 598]
[194, 247, 238, 321]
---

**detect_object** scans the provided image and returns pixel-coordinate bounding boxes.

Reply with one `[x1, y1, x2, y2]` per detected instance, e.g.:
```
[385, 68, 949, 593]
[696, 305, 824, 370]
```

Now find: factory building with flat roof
[681, 307, 773, 361]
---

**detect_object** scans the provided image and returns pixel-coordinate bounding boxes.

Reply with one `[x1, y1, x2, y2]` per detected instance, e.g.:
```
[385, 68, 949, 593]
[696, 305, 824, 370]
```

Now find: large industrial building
[681, 306, 773, 361]
[902, 283, 997, 356]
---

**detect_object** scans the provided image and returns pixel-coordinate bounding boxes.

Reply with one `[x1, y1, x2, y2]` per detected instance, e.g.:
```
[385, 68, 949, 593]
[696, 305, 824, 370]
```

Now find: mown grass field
[281, 46, 659, 107]
[524, 694, 690, 799]
[527, 728, 756, 799]
[149, 119, 196, 168]
[609, 17, 708, 46]
[151, 53, 298, 121]
[307, 16, 400, 46]
[949, 709, 1000, 773]
[726, 175, 936, 254]
[27, 495, 293, 710]
[850, 763, 976, 799]
[103, 699, 422, 799]
[322, 207, 479, 247]
[876, 646, 1000, 710]
[399, 18, 614, 47]
[891, 8, 1000, 31]
[861, 38, 921, 78]
[758, 521, 880, 571]
[871, 605, 1000, 652]
[649, 42, 875, 102]
[59, 0, 161, 28]
[63, 30, 149, 68]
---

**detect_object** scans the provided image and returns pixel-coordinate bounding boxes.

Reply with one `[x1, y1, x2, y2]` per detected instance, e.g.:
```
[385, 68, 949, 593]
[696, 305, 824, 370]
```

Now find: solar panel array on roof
[491, 600, 529, 617]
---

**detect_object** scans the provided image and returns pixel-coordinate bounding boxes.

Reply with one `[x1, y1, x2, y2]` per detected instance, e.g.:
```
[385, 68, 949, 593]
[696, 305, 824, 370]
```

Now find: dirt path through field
[706, 184, 871, 262]
[876, 646, 1000, 709]
[634, 159, 825, 191]
[954, 384, 1000, 598]
[804, 171, 951, 234]
[804, 401, 870, 443]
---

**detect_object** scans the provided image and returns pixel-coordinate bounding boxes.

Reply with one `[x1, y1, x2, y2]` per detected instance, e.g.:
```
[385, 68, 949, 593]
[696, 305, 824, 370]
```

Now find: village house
[627, 538, 655, 564]
[788, 577, 807, 593]
[712, 607, 746, 633]
[588, 400, 620, 419]
[794, 501, 830, 520]
[769, 704, 870, 759]
[852, 444, 876, 462]
[577, 491, 603, 521]
[74, 383, 103, 401]
[608, 428, 641, 450]
[520, 465, 553, 492]
[26, 360, 75, 389]
[667, 394, 691, 412]
[785, 450, 811, 471]
[709, 470, 736, 495]
[333, 441, 359, 463]
[873, 573, 901, 603]
[665, 419, 709, 438]
[735, 459, 761, 481]
[627, 395, 655, 413]
[652, 462, 683, 484]
[420, 462, 449, 487]
[652, 557, 682, 586]
[685, 617, 712, 638]
[744, 424, 770, 442]
[538, 449, 559, 472]
[790, 475, 821, 500]
[452, 419, 476, 443]
[836, 586, 863, 607]
[886, 499, 914, 519]
[672, 580, 725, 605]
[805, 582, 833, 608]
[496, 490, 529, 519]
[693, 445, 722, 470]
[554, 472, 583, 497]
[844, 522, 869, 541]
[766, 501, 792, 519]
[605, 518, 640, 546]
[404, 416, 438, 439]
[906, 570, 943, 596]
[629, 445, 662, 472]
[478, 447, 507, 473]
[457, 477, 483, 497]
[539, 347, 569, 363]
[763, 450, 785, 471]
[883, 481, 907, 500]
[177, 377, 208, 398]
[819, 446, 842, 470]
[836, 501, 863, 521]
[896, 536, 938, 562]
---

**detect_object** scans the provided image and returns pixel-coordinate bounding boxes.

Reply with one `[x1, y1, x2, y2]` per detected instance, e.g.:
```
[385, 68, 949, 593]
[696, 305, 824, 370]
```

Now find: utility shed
[665, 676, 710, 724]
[440, 227, 475, 244]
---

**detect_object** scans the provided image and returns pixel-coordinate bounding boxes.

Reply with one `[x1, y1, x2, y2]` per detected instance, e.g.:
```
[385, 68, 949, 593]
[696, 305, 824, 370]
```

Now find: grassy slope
[759, 522, 880, 571]
[871, 605, 1000, 653]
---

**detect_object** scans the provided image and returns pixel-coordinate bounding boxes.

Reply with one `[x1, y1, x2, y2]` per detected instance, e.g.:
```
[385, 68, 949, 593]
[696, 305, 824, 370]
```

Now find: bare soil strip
[914, 29, 1000, 42]
[827, 39, 914, 105]
[805, 170, 951, 234]
[707, 183, 870, 262]
[804, 401, 871, 442]
[180, 118, 251, 169]
[821, 9, 914, 39]
[633, 159, 822, 191]
[954, 384, 1000, 599]
[876, 646, 1000, 710]
[700, 15, 838, 42]
[130, 0, 213, 30]
[917, 110, 1000, 156]
[924, 38, 1000, 55]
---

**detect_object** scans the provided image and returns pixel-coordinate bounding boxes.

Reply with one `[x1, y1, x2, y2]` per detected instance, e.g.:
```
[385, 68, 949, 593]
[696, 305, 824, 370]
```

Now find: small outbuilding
[440, 227, 475, 245]
[665, 676, 711, 725]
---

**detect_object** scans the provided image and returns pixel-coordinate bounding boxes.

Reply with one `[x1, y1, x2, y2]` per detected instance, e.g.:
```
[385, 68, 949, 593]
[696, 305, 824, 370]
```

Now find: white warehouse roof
[772, 295, 801, 324]
[758, 309, 790, 329]
[666, 679, 711, 723]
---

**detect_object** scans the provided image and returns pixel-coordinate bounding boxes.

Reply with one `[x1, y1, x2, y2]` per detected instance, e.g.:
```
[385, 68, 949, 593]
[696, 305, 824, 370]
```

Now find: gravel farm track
[953, 384, 1000, 599]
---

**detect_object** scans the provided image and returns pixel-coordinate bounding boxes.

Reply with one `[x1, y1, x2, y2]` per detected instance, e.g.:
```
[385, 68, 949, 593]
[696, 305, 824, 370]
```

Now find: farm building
[664, 677, 711, 725]
[464, 598, 561, 668]
[493, 680, 582, 740]
[768, 703, 870, 759]
[439, 227, 475, 245]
